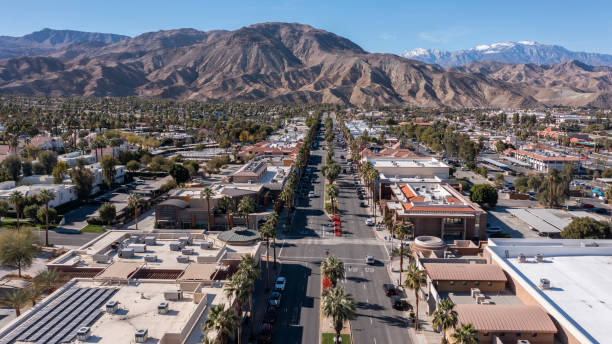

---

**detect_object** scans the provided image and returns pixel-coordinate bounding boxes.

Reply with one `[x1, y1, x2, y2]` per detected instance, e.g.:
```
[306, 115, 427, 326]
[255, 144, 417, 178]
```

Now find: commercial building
[509, 149, 580, 172]
[0, 184, 78, 208]
[383, 182, 487, 241]
[423, 263, 507, 292]
[485, 238, 612, 344]
[367, 157, 450, 180]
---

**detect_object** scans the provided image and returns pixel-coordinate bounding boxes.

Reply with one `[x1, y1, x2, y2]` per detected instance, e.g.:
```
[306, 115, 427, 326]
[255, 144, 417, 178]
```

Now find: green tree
[0, 288, 28, 317]
[326, 184, 339, 215]
[0, 200, 9, 224]
[98, 203, 116, 225]
[258, 222, 273, 291]
[127, 193, 142, 230]
[200, 187, 214, 232]
[70, 163, 94, 199]
[100, 155, 117, 187]
[320, 255, 345, 287]
[126, 160, 141, 172]
[432, 298, 458, 343]
[38, 189, 56, 246]
[493, 173, 505, 188]
[561, 217, 612, 239]
[514, 175, 529, 193]
[168, 163, 190, 184]
[223, 272, 249, 344]
[3, 154, 22, 181]
[537, 169, 569, 207]
[202, 304, 239, 344]
[219, 196, 235, 230]
[0, 229, 39, 277]
[237, 196, 255, 229]
[469, 184, 498, 207]
[393, 223, 412, 285]
[451, 323, 478, 344]
[238, 254, 260, 339]
[321, 286, 356, 344]
[34, 269, 61, 293]
[37, 150, 58, 174]
[322, 162, 341, 184]
[51, 161, 68, 184]
[22, 161, 32, 177]
[9, 191, 25, 230]
[404, 263, 426, 330]
[24, 204, 40, 223]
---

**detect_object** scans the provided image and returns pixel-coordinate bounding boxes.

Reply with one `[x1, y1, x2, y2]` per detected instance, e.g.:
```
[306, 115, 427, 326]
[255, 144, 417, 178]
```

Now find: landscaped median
[319, 256, 354, 344]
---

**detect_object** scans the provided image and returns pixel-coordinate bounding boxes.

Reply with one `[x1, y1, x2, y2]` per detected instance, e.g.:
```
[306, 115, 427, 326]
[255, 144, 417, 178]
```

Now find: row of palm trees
[320, 255, 355, 344]
[7, 189, 55, 246]
[203, 254, 260, 344]
[0, 269, 61, 316]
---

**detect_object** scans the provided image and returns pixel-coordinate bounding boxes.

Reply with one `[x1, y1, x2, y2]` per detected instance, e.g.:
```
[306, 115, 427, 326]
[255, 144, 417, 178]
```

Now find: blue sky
[2, 0, 612, 54]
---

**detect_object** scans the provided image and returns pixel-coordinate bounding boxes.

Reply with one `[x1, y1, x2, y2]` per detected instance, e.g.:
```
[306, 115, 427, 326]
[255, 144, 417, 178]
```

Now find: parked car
[263, 307, 278, 324]
[308, 191, 315, 198]
[269, 292, 282, 307]
[391, 295, 411, 311]
[580, 203, 595, 209]
[360, 202, 367, 207]
[274, 277, 287, 291]
[383, 284, 398, 296]
[365, 218, 374, 226]
[365, 255, 375, 265]
[257, 323, 273, 343]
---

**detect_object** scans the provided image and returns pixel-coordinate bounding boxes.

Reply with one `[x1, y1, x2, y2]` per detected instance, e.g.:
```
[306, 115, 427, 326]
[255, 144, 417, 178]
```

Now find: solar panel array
[1, 287, 117, 344]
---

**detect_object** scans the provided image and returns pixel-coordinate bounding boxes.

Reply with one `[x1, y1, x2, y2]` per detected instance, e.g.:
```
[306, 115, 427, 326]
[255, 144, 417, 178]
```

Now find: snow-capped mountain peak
[402, 41, 612, 67]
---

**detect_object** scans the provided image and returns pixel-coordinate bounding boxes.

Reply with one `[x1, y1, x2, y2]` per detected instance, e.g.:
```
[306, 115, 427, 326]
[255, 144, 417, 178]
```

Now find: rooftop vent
[164, 289, 183, 301]
[135, 329, 148, 343]
[535, 254, 544, 263]
[158, 301, 169, 314]
[105, 301, 119, 314]
[518, 253, 526, 263]
[539, 278, 551, 290]
[76, 327, 90, 341]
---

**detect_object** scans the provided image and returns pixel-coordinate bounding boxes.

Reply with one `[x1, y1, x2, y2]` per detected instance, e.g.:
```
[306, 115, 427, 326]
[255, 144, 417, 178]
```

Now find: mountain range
[0, 24, 611, 108]
[404, 41, 612, 67]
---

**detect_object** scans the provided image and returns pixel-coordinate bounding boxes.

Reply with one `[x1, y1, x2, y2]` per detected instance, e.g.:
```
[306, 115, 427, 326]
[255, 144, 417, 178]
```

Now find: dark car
[594, 207, 609, 214]
[383, 284, 398, 296]
[257, 323, 273, 343]
[360, 202, 367, 207]
[580, 203, 595, 209]
[263, 308, 278, 324]
[391, 296, 411, 311]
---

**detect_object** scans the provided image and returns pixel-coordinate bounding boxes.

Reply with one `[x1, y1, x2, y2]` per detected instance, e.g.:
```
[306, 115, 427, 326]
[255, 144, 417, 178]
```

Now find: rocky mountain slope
[0, 28, 129, 59]
[405, 41, 612, 67]
[0, 23, 609, 108]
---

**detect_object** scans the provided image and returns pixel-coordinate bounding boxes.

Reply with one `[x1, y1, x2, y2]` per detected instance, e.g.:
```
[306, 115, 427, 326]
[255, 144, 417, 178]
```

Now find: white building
[58, 151, 96, 166]
[0, 184, 77, 208]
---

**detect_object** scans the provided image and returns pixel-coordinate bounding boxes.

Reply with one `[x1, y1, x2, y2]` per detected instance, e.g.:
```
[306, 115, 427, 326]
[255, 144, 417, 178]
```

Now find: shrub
[86, 217, 104, 225]
[36, 207, 58, 225]
[23, 205, 41, 223]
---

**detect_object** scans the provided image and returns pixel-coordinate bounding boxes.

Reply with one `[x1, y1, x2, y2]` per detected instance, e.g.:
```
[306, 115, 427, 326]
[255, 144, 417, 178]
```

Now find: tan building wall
[433, 280, 505, 293]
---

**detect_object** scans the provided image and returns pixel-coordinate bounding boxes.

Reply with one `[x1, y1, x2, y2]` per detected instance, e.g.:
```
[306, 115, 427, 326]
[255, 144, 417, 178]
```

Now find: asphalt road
[272, 117, 410, 344]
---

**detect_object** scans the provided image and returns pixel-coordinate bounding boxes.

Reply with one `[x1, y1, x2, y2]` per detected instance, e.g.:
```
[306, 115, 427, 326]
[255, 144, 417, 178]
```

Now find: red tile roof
[424, 263, 507, 282]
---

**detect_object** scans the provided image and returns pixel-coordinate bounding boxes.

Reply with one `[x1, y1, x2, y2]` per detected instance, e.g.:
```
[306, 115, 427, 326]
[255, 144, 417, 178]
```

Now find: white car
[365, 255, 375, 265]
[274, 277, 287, 291]
[365, 218, 374, 226]
[308, 191, 315, 198]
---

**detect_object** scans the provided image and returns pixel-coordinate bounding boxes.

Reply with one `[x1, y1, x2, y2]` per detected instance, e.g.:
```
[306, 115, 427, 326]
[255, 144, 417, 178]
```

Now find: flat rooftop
[487, 238, 612, 344]
[367, 157, 448, 168]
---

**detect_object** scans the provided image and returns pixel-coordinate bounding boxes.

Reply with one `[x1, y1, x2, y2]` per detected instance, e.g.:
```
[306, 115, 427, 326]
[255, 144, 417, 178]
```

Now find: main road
[273, 115, 411, 344]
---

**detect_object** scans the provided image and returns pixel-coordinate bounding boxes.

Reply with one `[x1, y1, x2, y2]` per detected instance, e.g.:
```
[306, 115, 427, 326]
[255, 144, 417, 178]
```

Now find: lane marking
[278, 240, 287, 258]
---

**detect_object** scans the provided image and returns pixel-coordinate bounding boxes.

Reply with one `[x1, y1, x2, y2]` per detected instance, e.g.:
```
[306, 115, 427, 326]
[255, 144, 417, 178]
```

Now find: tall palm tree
[367, 167, 380, 224]
[393, 223, 412, 285]
[237, 196, 255, 229]
[326, 184, 339, 215]
[25, 285, 41, 306]
[433, 298, 458, 343]
[265, 212, 280, 269]
[258, 222, 273, 291]
[220, 196, 235, 230]
[37, 190, 55, 246]
[320, 255, 345, 287]
[0, 288, 28, 317]
[321, 286, 356, 344]
[451, 323, 478, 344]
[203, 304, 240, 344]
[127, 193, 142, 230]
[201, 187, 214, 232]
[404, 262, 426, 330]
[9, 191, 24, 230]
[224, 272, 250, 344]
[238, 255, 260, 338]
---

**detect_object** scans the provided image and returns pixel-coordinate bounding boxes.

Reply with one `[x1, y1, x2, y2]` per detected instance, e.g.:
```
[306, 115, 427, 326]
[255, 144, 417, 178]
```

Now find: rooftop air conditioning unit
[535, 254, 544, 263]
[177, 255, 190, 263]
[539, 278, 551, 290]
[518, 253, 526, 263]
[158, 301, 169, 314]
[144, 254, 157, 263]
[144, 236, 157, 245]
[135, 329, 148, 343]
[76, 327, 90, 341]
[179, 236, 193, 246]
[182, 248, 194, 255]
[169, 241, 183, 251]
[105, 301, 119, 313]
[518, 340, 531, 344]
[119, 248, 134, 258]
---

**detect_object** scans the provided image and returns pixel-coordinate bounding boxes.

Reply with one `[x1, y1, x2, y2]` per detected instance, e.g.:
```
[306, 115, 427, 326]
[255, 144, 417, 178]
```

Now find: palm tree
[34, 269, 61, 293]
[237, 196, 255, 229]
[326, 184, 339, 215]
[433, 298, 458, 343]
[320, 255, 345, 287]
[0, 288, 28, 317]
[9, 191, 24, 230]
[220, 196, 235, 230]
[224, 272, 250, 344]
[404, 262, 426, 330]
[37, 190, 55, 246]
[258, 222, 273, 291]
[265, 212, 280, 269]
[321, 286, 356, 344]
[25, 285, 41, 306]
[451, 323, 478, 344]
[393, 223, 412, 286]
[201, 187, 214, 232]
[238, 254, 260, 338]
[367, 167, 380, 224]
[127, 193, 142, 230]
[203, 304, 240, 344]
